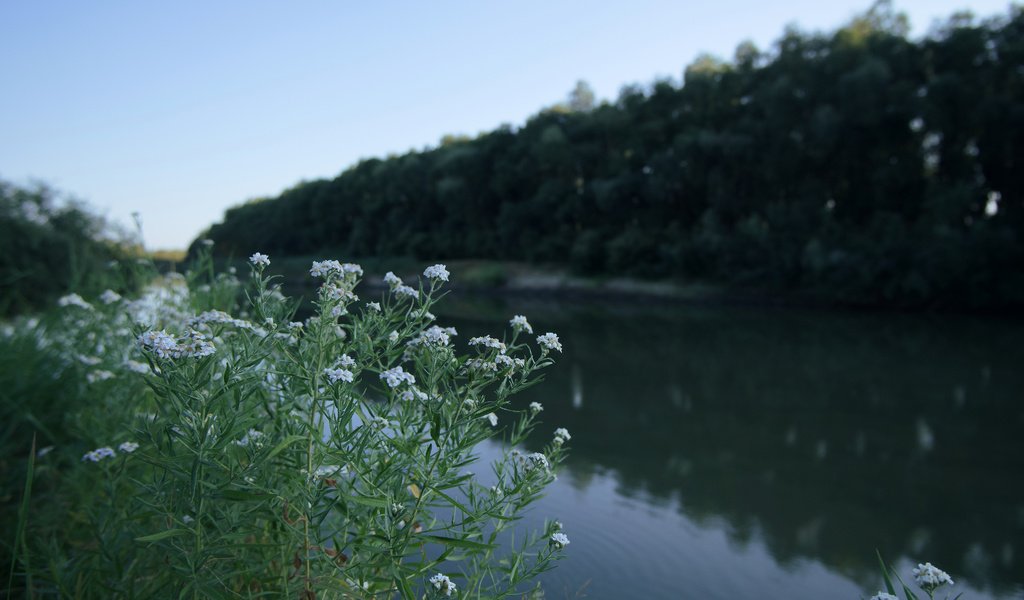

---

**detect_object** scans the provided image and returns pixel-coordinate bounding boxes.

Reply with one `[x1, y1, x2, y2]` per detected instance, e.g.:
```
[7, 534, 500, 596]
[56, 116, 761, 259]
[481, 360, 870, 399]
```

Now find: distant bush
[0, 179, 145, 316]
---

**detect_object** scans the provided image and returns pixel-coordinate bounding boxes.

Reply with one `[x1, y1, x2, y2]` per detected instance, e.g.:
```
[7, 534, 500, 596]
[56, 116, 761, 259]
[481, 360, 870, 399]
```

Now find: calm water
[433, 295, 1024, 599]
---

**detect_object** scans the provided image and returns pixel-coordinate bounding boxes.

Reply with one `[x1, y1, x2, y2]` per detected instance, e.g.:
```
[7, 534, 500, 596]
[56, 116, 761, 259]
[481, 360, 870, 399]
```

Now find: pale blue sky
[0, 1, 1013, 249]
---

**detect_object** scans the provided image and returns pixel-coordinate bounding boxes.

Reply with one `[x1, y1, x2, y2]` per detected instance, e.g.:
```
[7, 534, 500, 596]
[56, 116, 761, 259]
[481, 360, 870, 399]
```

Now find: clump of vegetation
[196, 4, 1024, 309]
[0, 179, 147, 317]
[3, 247, 571, 598]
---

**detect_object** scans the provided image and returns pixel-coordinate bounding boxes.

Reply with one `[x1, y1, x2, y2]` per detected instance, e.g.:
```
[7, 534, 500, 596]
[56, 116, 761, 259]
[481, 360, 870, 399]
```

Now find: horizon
[0, 0, 1014, 250]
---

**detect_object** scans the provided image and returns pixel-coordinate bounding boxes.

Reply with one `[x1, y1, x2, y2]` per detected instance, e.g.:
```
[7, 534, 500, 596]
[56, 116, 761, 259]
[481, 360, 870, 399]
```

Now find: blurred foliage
[0, 179, 145, 316]
[196, 3, 1024, 309]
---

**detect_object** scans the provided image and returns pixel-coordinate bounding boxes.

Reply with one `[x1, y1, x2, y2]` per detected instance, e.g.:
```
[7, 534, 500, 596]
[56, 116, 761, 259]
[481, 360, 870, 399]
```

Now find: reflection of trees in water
[441, 297, 1024, 595]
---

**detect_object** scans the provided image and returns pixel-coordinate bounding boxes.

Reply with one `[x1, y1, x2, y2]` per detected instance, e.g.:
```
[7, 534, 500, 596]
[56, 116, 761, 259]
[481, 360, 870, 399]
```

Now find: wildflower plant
[873, 552, 959, 600]
[7, 245, 571, 598]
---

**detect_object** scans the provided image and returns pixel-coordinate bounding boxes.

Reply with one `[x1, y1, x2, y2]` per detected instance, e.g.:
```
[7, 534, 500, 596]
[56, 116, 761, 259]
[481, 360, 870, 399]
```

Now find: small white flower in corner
[529, 402, 543, 414]
[550, 532, 570, 550]
[423, 264, 450, 282]
[118, 441, 139, 453]
[485, 412, 498, 427]
[553, 428, 571, 445]
[537, 332, 562, 353]
[249, 252, 270, 267]
[428, 572, 457, 597]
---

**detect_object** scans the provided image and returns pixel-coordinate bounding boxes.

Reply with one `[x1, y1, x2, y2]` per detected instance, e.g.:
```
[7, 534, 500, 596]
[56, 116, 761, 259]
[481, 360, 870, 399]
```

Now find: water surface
[436, 295, 1024, 599]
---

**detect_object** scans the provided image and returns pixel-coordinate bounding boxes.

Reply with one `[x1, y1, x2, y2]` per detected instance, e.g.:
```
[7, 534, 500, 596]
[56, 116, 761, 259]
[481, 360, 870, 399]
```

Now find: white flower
[99, 289, 122, 304]
[125, 360, 150, 374]
[537, 332, 562, 353]
[57, 293, 93, 310]
[870, 594, 899, 600]
[553, 428, 571, 444]
[394, 284, 419, 299]
[463, 398, 476, 409]
[484, 412, 498, 427]
[139, 330, 178, 359]
[380, 366, 416, 388]
[410, 325, 451, 347]
[525, 452, 549, 471]
[550, 532, 570, 550]
[388, 330, 400, 343]
[324, 368, 354, 384]
[310, 260, 343, 278]
[469, 335, 506, 352]
[912, 563, 954, 591]
[341, 262, 363, 276]
[510, 315, 533, 334]
[118, 441, 139, 453]
[529, 402, 543, 414]
[82, 447, 116, 462]
[249, 252, 270, 267]
[423, 264, 450, 282]
[428, 573, 456, 597]
[337, 354, 356, 368]
[384, 271, 403, 288]
[366, 301, 381, 312]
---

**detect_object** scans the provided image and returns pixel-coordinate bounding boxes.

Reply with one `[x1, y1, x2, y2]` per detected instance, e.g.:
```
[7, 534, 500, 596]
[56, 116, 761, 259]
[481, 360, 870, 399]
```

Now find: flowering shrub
[4, 248, 571, 598]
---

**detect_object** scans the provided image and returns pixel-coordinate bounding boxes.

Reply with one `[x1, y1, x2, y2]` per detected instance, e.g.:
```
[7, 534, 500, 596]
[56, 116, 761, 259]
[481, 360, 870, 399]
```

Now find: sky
[0, 1, 1014, 249]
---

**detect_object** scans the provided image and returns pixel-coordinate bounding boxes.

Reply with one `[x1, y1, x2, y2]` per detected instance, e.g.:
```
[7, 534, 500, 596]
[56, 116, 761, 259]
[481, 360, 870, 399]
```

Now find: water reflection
[436, 295, 1024, 599]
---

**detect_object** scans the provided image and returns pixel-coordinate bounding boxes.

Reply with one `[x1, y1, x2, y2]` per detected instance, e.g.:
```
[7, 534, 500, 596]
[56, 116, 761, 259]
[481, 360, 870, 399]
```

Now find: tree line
[196, 3, 1024, 308]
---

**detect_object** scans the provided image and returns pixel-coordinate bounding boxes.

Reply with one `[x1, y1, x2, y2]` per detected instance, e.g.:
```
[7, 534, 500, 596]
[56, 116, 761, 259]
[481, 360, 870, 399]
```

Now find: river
[431, 293, 1024, 599]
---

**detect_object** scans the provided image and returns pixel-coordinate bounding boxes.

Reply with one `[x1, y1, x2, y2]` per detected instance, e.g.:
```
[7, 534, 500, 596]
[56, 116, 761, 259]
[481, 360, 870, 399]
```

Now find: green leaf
[349, 493, 390, 509]
[135, 529, 190, 543]
[265, 434, 306, 460]
[422, 535, 496, 551]
[876, 550, 896, 595]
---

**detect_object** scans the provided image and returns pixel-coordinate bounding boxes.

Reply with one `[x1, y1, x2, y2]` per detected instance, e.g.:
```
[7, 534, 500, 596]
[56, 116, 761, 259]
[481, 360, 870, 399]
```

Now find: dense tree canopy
[196, 4, 1024, 308]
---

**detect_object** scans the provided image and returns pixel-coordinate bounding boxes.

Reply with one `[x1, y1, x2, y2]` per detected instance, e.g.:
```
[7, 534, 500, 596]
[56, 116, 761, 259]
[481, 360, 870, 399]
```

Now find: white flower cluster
[380, 366, 416, 389]
[384, 271, 419, 299]
[310, 260, 363, 279]
[423, 264, 450, 282]
[549, 532, 570, 550]
[324, 367, 354, 384]
[366, 301, 381, 312]
[553, 428, 571, 445]
[469, 335, 506, 352]
[139, 329, 215, 359]
[428, 573, 456, 597]
[912, 563, 954, 591]
[248, 252, 270, 267]
[82, 443, 135, 462]
[99, 289, 122, 304]
[484, 412, 498, 427]
[524, 452, 549, 472]
[510, 315, 533, 334]
[529, 402, 543, 414]
[58, 293, 93, 310]
[408, 325, 456, 348]
[537, 332, 562, 353]
[869, 593, 898, 600]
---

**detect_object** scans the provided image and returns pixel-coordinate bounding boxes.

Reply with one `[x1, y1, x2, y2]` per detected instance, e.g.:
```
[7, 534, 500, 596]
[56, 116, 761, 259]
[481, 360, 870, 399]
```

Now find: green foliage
[1, 251, 571, 598]
[197, 4, 1024, 309]
[0, 179, 148, 317]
